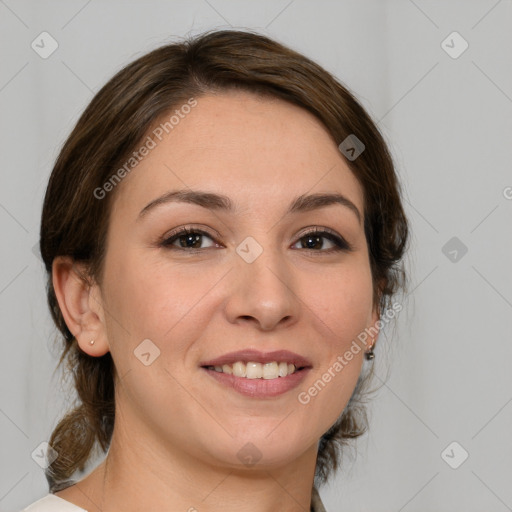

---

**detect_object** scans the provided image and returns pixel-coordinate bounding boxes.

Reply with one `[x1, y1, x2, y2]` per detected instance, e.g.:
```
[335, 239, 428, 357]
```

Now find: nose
[223, 244, 300, 332]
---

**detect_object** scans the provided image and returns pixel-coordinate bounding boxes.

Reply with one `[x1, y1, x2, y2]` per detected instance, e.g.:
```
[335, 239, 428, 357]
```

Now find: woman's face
[96, 91, 378, 470]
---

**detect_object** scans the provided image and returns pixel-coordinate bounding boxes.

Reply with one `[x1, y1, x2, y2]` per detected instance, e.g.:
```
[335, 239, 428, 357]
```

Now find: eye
[292, 227, 352, 253]
[160, 227, 219, 251]
[159, 226, 352, 253]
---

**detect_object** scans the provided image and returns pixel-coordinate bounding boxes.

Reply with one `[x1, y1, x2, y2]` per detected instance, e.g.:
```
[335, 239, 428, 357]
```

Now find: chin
[205, 425, 315, 470]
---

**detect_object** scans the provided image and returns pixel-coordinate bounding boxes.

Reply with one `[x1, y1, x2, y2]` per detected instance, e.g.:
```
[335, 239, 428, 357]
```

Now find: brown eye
[292, 229, 352, 253]
[161, 228, 217, 250]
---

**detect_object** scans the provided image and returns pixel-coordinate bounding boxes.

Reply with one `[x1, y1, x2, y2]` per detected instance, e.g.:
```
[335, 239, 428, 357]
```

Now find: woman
[24, 29, 408, 511]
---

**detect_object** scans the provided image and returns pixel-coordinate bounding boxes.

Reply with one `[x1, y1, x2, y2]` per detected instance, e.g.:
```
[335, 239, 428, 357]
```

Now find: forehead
[111, 91, 364, 219]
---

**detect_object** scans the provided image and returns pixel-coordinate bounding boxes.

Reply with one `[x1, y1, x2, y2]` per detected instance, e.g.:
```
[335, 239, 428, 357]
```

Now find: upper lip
[199, 349, 312, 368]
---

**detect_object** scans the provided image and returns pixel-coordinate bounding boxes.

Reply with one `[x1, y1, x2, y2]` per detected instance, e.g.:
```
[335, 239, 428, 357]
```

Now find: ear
[370, 304, 380, 345]
[52, 256, 110, 356]
[369, 283, 385, 347]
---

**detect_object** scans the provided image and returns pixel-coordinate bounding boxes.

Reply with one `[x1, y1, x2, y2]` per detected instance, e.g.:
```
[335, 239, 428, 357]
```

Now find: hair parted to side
[39, 29, 408, 492]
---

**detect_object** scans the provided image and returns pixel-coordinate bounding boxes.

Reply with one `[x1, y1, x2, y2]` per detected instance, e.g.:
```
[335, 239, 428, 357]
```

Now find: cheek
[308, 260, 375, 345]
[101, 249, 220, 360]
[298, 261, 373, 418]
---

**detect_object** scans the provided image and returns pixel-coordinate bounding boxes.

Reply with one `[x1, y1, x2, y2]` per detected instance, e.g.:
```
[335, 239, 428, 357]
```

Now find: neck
[92, 419, 318, 512]
[101, 428, 316, 512]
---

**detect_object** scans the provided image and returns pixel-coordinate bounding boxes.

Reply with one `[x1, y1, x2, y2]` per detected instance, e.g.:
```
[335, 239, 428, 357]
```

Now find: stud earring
[89, 339, 95, 345]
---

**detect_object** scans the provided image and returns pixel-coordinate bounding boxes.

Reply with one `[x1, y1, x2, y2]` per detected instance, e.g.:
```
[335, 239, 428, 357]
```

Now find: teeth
[221, 364, 232, 375]
[209, 361, 298, 379]
[232, 361, 246, 377]
[263, 362, 279, 379]
[246, 362, 263, 379]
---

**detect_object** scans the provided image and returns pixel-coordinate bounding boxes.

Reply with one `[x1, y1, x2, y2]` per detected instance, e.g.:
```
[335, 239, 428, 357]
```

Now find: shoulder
[21, 494, 88, 512]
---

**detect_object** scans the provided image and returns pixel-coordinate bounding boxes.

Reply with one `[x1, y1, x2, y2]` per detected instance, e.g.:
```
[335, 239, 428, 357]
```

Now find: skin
[52, 91, 379, 512]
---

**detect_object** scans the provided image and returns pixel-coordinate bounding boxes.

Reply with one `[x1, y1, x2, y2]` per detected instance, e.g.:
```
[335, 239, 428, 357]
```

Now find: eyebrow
[137, 189, 362, 224]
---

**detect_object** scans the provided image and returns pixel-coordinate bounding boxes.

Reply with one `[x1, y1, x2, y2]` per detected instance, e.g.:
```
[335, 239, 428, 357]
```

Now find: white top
[22, 494, 87, 511]
[22, 489, 327, 511]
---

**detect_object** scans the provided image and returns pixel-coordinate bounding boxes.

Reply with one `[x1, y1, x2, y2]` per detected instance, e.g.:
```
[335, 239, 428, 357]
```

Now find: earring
[89, 339, 95, 345]
[365, 341, 375, 360]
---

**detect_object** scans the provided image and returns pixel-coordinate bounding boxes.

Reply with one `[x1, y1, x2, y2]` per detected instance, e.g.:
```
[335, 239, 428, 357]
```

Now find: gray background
[1, 1, 511, 511]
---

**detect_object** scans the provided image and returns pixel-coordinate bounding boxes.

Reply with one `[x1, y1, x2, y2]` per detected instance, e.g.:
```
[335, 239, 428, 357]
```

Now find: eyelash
[159, 226, 353, 254]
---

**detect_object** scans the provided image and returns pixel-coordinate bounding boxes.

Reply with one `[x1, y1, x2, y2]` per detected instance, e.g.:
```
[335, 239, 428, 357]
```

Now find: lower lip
[202, 367, 311, 398]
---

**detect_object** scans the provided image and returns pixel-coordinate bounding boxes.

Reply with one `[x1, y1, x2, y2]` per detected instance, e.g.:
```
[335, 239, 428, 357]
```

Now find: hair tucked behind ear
[40, 28, 408, 491]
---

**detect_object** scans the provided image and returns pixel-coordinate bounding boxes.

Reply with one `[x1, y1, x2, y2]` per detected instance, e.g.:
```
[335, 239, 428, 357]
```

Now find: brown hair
[39, 29, 408, 492]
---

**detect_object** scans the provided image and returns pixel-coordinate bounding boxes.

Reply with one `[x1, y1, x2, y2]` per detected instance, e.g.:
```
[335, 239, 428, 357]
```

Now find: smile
[200, 349, 312, 398]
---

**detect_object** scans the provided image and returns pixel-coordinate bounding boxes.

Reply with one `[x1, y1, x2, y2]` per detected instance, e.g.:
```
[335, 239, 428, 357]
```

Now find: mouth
[199, 349, 312, 398]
